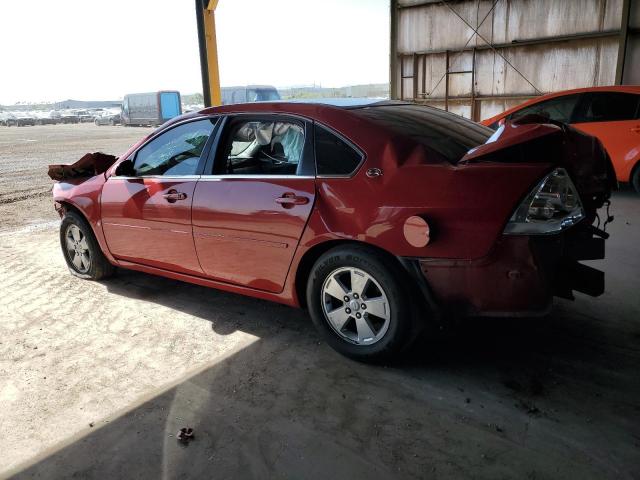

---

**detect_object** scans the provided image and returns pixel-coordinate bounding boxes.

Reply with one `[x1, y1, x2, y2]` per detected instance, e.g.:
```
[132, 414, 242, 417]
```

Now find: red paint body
[53, 102, 612, 316]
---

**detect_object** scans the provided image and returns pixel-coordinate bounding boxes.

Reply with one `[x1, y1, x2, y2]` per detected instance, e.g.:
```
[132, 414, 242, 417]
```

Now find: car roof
[198, 98, 410, 115]
[279, 98, 404, 108]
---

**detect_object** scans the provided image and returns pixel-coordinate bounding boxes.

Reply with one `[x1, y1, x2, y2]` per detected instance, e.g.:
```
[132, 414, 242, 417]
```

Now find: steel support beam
[397, 0, 458, 9]
[415, 93, 539, 102]
[390, 0, 399, 99]
[397, 29, 621, 57]
[616, 0, 631, 84]
[195, 0, 221, 107]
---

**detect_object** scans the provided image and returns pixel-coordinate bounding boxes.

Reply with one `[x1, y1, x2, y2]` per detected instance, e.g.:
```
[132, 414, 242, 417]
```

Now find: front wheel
[306, 246, 414, 362]
[60, 211, 114, 280]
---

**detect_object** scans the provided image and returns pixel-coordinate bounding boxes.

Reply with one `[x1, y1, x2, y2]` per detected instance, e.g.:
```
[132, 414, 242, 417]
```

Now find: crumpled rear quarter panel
[310, 160, 550, 261]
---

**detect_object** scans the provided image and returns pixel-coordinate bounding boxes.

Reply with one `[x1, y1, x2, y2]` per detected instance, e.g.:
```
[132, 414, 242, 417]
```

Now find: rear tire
[631, 163, 640, 194]
[306, 245, 414, 362]
[60, 211, 114, 280]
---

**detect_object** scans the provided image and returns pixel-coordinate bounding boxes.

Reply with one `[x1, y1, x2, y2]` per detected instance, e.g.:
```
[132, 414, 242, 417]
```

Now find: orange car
[482, 86, 640, 192]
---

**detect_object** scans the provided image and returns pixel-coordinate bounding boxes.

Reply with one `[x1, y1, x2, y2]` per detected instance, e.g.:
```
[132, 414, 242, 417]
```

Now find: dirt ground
[0, 124, 153, 231]
[1, 125, 639, 479]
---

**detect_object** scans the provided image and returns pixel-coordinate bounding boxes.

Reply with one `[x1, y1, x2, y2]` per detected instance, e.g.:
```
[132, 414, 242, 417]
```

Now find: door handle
[163, 190, 188, 202]
[631, 126, 640, 134]
[275, 193, 309, 207]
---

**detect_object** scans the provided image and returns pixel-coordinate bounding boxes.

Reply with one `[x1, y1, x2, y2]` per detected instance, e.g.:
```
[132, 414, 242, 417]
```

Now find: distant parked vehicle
[60, 111, 80, 124]
[121, 91, 182, 127]
[95, 113, 121, 126]
[0, 113, 16, 126]
[13, 113, 37, 126]
[35, 111, 61, 125]
[73, 110, 94, 123]
[482, 86, 640, 192]
[221, 85, 280, 105]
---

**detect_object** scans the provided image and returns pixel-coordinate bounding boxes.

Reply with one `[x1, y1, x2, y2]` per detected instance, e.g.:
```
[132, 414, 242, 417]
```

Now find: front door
[101, 117, 218, 274]
[192, 115, 316, 293]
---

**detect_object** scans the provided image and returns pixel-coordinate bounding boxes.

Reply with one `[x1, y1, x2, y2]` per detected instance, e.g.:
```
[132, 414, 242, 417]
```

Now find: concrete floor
[0, 125, 639, 479]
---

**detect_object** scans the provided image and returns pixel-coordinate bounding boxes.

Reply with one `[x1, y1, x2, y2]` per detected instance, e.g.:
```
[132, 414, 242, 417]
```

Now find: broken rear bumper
[401, 224, 606, 317]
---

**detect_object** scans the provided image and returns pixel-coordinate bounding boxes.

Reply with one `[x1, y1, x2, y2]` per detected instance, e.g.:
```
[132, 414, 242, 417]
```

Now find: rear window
[351, 105, 492, 164]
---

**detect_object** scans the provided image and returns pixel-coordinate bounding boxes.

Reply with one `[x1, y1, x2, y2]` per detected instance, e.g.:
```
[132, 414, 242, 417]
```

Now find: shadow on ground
[8, 190, 640, 479]
[8, 267, 639, 479]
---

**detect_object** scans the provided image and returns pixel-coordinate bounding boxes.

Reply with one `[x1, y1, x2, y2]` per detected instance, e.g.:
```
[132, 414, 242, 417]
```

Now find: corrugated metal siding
[623, 0, 640, 83]
[392, 0, 631, 120]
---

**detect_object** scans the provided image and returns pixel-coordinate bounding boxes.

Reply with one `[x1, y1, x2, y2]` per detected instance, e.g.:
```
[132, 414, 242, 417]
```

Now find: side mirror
[114, 159, 135, 177]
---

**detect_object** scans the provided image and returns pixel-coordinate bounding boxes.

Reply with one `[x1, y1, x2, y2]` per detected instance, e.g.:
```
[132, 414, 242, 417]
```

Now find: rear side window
[574, 92, 640, 123]
[314, 125, 363, 176]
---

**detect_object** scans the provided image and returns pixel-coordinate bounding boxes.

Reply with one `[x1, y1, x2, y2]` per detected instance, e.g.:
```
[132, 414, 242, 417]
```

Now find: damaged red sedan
[51, 100, 614, 361]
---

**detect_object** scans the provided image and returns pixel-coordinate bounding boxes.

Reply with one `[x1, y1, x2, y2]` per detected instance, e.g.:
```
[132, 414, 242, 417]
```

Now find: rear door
[101, 117, 218, 274]
[192, 115, 315, 293]
[571, 91, 640, 182]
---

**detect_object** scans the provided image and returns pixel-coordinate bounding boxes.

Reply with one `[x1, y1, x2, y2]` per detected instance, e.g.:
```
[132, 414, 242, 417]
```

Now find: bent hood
[48, 152, 118, 181]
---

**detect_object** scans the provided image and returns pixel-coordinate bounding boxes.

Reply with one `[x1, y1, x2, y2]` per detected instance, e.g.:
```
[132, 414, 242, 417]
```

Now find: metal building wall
[390, 0, 638, 121]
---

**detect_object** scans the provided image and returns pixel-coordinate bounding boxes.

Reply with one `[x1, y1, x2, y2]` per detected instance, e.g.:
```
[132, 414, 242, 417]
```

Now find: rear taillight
[504, 168, 585, 235]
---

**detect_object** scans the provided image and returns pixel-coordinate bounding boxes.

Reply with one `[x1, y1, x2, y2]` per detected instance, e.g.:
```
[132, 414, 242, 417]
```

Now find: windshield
[352, 104, 492, 164]
[247, 88, 280, 102]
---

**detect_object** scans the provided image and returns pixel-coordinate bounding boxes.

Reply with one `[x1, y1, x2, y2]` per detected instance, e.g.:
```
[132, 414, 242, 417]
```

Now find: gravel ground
[0, 125, 639, 479]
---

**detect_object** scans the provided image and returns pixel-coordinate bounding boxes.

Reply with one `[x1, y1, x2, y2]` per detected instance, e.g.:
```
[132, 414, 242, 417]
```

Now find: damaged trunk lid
[460, 119, 616, 216]
[460, 119, 616, 301]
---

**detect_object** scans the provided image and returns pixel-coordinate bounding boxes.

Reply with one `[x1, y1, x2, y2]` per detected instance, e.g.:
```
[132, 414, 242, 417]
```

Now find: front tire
[306, 245, 413, 362]
[60, 211, 114, 280]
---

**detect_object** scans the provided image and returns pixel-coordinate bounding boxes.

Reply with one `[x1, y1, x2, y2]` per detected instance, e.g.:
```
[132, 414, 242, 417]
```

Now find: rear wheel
[60, 211, 114, 280]
[306, 245, 414, 362]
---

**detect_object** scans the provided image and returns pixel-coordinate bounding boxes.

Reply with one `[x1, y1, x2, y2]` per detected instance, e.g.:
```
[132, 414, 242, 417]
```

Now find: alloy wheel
[65, 224, 91, 273]
[321, 267, 391, 345]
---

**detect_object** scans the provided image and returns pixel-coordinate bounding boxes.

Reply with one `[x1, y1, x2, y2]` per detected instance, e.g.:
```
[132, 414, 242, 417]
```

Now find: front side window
[314, 125, 363, 176]
[509, 94, 581, 124]
[216, 119, 305, 175]
[574, 92, 640, 123]
[133, 118, 216, 176]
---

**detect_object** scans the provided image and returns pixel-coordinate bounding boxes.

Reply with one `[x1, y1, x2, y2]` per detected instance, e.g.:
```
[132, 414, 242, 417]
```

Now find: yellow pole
[203, 1, 221, 106]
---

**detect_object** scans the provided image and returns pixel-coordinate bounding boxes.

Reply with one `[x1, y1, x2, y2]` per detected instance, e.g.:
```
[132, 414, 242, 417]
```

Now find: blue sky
[0, 0, 390, 104]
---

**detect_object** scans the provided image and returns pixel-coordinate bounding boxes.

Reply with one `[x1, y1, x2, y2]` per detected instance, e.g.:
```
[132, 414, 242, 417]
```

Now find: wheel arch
[56, 200, 89, 223]
[294, 239, 422, 309]
[55, 199, 116, 264]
